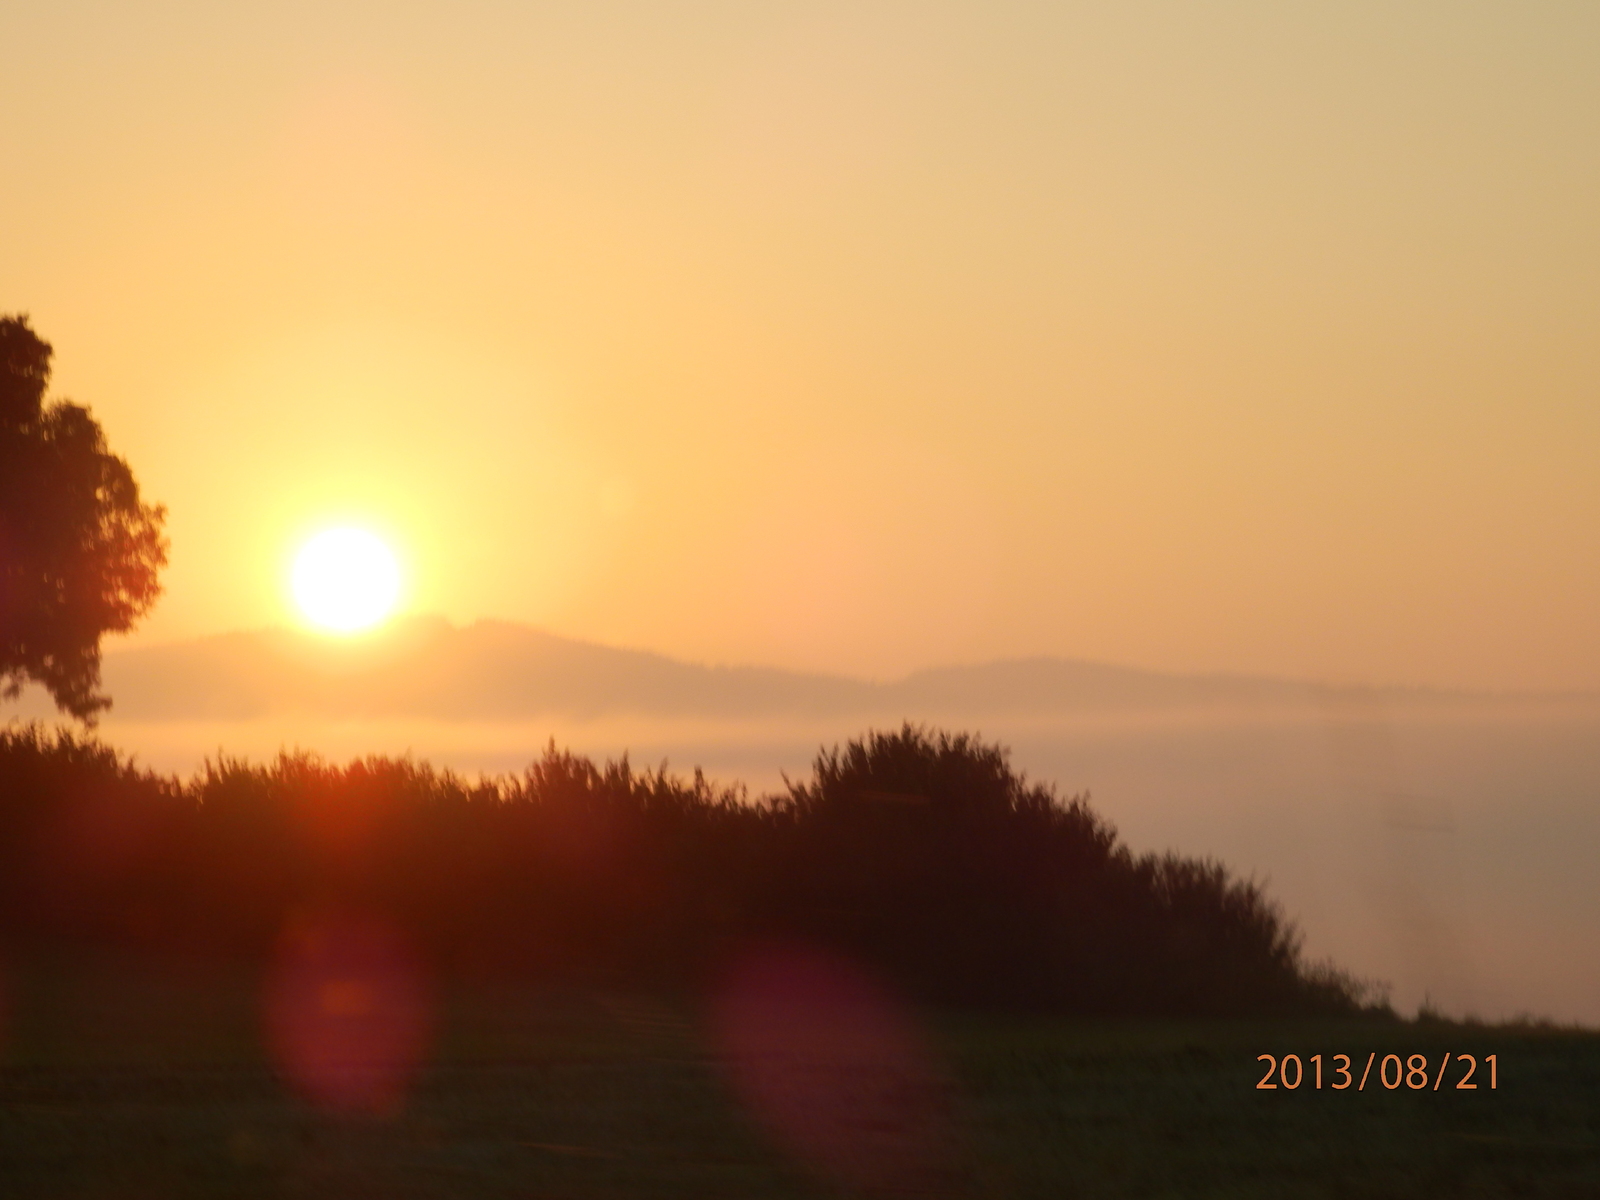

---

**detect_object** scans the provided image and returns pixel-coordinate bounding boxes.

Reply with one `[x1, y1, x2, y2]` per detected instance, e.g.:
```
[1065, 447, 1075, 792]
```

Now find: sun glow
[291, 528, 401, 633]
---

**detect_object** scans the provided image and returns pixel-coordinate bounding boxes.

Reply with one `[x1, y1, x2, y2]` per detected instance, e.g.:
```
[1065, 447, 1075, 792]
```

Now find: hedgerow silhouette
[0, 722, 1380, 1016]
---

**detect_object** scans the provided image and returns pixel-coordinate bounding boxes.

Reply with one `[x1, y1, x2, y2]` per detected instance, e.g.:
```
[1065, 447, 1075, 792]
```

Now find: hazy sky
[6, 1, 1598, 690]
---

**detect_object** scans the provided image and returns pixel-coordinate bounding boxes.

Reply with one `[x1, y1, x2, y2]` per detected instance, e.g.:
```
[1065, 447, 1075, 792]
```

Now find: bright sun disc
[292, 528, 401, 633]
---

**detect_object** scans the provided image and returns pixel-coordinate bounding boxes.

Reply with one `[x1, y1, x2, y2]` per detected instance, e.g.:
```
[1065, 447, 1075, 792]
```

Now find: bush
[0, 721, 1375, 1016]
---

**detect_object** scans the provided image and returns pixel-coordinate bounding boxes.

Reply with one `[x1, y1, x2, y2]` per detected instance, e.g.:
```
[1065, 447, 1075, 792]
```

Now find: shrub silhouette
[0, 722, 1379, 1016]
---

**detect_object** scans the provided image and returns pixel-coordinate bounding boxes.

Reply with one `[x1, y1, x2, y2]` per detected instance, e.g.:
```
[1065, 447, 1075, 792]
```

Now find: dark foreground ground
[0, 956, 1594, 1199]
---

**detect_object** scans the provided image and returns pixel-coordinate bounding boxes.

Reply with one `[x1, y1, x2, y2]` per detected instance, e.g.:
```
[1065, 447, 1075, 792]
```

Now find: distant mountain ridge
[0, 616, 1572, 724]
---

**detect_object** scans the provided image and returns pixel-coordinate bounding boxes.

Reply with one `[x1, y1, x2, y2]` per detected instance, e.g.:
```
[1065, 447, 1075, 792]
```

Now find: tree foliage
[0, 315, 167, 720]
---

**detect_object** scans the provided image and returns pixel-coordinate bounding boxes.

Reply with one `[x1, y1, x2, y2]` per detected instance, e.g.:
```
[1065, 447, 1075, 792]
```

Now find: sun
[291, 528, 401, 633]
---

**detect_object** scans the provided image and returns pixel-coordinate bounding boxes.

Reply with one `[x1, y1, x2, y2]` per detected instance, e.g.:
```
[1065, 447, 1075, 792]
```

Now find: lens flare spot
[263, 912, 431, 1115]
[319, 979, 375, 1018]
[709, 943, 958, 1194]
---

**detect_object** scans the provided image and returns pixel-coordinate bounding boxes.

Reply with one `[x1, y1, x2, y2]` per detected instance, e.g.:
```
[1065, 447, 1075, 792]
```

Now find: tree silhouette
[0, 315, 167, 721]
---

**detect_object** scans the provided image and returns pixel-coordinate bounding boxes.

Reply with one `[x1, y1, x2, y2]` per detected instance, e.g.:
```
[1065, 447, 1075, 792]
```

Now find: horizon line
[98, 613, 1600, 704]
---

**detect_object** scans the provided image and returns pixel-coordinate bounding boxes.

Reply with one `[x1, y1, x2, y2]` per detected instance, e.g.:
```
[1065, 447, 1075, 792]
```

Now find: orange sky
[6, 1, 1598, 690]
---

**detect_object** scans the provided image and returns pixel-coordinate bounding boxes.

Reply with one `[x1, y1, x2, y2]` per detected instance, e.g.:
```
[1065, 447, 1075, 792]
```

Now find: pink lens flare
[709, 942, 959, 1194]
[263, 911, 432, 1115]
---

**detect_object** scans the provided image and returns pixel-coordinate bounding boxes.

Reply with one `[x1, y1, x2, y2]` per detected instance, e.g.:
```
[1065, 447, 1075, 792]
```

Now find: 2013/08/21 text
[1256, 1053, 1498, 1091]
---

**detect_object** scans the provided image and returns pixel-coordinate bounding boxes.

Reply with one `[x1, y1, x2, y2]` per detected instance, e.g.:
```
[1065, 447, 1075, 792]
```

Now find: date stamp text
[1255, 1052, 1498, 1091]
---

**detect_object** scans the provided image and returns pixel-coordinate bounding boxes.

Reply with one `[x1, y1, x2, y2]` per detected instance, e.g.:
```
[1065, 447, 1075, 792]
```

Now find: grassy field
[1, 956, 1595, 1198]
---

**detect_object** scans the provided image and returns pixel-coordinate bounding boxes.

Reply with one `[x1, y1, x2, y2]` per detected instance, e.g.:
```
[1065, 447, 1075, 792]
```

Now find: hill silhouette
[2, 615, 1541, 724]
